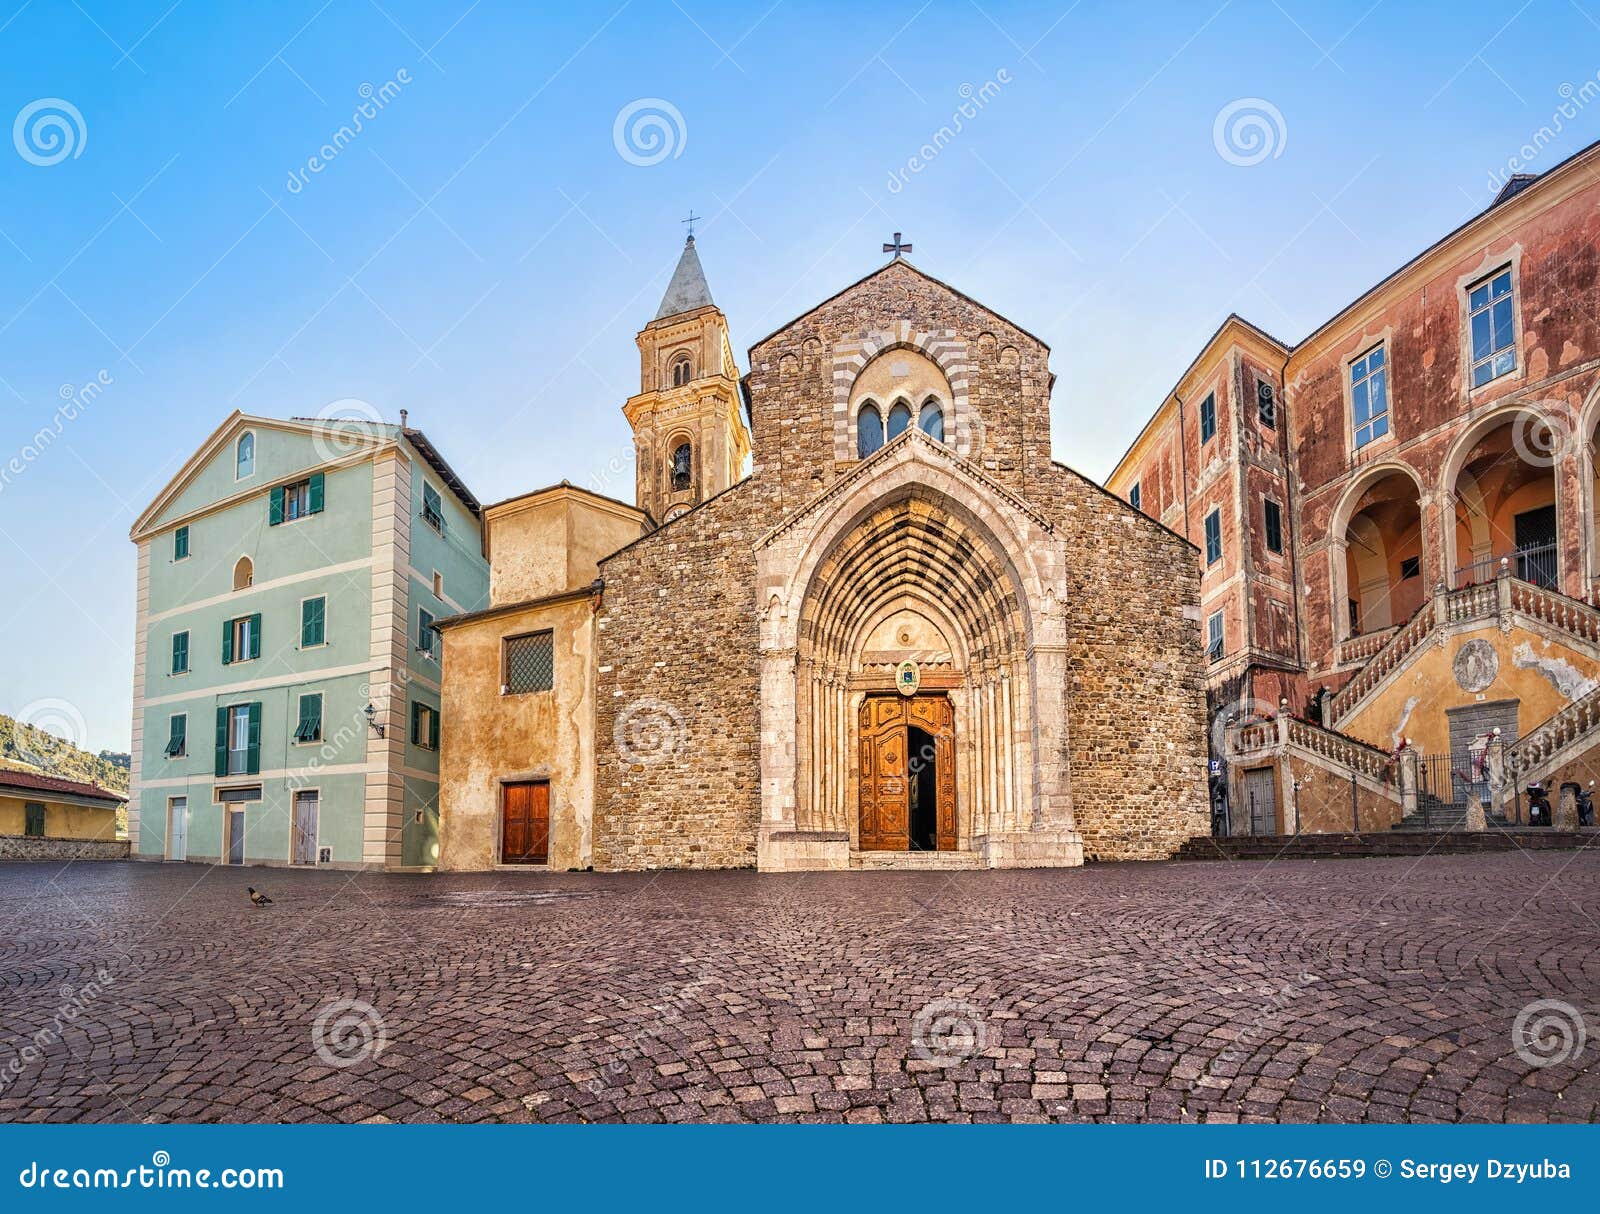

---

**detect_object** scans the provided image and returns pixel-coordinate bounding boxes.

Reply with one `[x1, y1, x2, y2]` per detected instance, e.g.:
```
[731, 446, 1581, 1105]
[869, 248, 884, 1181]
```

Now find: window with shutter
[215, 706, 229, 776]
[246, 702, 262, 774]
[173, 526, 189, 561]
[1199, 393, 1216, 443]
[1264, 499, 1283, 554]
[422, 483, 444, 532]
[301, 597, 327, 647]
[24, 802, 46, 837]
[294, 693, 323, 744]
[269, 485, 285, 525]
[172, 631, 189, 675]
[411, 701, 438, 750]
[418, 608, 438, 658]
[165, 714, 187, 758]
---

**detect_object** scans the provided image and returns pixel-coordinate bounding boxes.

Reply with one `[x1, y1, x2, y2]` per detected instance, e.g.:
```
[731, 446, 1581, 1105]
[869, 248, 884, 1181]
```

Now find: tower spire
[654, 231, 715, 321]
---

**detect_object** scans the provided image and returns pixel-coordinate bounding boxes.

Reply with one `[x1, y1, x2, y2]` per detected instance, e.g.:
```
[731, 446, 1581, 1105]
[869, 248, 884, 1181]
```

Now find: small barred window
[504, 631, 555, 694]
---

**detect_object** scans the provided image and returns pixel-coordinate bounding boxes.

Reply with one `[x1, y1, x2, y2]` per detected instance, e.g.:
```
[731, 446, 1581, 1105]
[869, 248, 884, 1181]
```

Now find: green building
[127, 411, 486, 869]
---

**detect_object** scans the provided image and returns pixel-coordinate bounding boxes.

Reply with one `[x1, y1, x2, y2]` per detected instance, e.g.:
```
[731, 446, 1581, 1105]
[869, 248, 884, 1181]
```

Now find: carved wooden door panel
[933, 698, 958, 850]
[858, 697, 909, 850]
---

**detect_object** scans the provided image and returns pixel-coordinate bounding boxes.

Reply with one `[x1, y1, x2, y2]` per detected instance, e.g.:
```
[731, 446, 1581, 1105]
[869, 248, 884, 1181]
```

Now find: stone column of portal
[759, 646, 799, 835]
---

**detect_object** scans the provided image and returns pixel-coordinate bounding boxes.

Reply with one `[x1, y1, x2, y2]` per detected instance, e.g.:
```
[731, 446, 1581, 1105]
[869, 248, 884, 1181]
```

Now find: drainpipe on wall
[1174, 392, 1191, 543]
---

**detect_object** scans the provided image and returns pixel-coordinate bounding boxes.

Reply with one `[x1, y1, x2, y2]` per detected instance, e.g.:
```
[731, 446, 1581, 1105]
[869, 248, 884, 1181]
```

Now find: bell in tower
[622, 232, 751, 523]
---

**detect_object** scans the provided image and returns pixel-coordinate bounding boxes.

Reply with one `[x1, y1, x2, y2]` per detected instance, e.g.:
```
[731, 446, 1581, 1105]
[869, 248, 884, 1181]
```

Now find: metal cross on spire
[882, 232, 912, 259]
[681, 210, 702, 239]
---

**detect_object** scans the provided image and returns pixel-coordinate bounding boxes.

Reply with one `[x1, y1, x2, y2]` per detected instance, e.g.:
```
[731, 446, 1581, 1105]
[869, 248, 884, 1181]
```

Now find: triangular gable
[130, 412, 391, 539]
[747, 257, 1051, 356]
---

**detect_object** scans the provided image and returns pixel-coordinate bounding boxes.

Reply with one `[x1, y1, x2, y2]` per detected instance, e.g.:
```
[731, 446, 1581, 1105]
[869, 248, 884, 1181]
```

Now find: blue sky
[2, 0, 1599, 752]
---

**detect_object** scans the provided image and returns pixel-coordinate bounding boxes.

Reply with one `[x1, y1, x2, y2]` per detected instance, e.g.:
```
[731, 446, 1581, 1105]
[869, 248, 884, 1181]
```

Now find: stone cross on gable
[882, 232, 912, 258]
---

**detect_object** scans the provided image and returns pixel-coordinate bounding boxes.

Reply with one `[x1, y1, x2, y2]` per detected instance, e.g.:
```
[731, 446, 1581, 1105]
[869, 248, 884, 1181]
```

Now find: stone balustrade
[1508, 682, 1600, 776]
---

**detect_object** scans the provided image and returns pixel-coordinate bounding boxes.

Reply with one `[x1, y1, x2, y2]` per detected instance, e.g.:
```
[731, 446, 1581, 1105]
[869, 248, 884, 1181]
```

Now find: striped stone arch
[831, 322, 973, 461]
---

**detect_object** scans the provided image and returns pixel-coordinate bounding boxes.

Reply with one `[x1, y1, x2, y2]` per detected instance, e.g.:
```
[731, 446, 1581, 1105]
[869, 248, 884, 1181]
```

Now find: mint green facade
[128, 416, 486, 870]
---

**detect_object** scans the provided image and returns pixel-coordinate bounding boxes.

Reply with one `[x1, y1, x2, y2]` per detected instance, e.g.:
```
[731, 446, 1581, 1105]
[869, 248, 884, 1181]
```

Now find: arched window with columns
[887, 401, 912, 440]
[857, 402, 884, 458]
[918, 398, 945, 442]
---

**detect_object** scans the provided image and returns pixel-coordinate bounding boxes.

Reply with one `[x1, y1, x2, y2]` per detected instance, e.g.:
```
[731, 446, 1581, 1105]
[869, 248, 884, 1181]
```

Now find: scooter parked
[1527, 781, 1553, 827]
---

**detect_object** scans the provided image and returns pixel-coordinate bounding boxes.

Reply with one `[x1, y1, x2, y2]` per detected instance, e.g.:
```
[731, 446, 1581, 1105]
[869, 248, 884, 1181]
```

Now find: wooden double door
[858, 694, 957, 851]
[501, 781, 550, 865]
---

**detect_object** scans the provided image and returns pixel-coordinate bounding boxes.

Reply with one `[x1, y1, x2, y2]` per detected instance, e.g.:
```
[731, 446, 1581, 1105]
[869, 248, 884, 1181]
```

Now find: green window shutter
[302, 597, 325, 647]
[308, 471, 325, 515]
[246, 702, 262, 774]
[215, 707, 228, 777]
[222, 619, 234, 665]
[430, 705, 440, 750]
[269, 485, 285, 526]
[172, 632, 187, 674]
[174, 526, 189, 560]
[296, 693, 323, 742]
[166, 714, 186, 757]
[410, 700, 422, 745]
[248, 613, 262, 660]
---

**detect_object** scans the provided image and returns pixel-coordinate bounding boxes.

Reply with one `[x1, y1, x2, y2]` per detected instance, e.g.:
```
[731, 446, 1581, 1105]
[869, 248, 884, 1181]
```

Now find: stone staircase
[1176, 829, 1593, 862]
[848, 849, 986, 871]
[1329, 574, 1600, 729]
[1393, 794, 1509, 832]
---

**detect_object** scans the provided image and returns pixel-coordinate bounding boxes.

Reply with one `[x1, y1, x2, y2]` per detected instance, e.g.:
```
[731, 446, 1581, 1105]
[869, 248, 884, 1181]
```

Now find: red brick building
[1108, 140, 1600, 836]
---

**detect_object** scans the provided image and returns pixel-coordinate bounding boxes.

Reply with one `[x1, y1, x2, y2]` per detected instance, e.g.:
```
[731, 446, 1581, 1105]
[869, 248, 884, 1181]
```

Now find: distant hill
[0, 713, 130, 796]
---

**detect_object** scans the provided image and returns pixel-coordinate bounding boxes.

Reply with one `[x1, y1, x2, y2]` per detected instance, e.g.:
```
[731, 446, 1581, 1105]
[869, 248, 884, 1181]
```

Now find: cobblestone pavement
[0, 853, 1596, 1124]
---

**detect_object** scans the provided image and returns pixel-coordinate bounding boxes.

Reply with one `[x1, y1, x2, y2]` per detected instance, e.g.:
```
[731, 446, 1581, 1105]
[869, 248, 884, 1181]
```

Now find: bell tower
[623, 234, 750, 523]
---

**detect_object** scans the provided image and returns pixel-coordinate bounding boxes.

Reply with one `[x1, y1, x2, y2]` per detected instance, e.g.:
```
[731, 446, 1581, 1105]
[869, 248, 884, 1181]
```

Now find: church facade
[438, 239, 1209, 872]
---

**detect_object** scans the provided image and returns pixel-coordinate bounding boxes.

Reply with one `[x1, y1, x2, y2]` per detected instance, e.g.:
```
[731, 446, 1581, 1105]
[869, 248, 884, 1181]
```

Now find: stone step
[1176, 829, 1595, 862]
[848, 849, 986, 870]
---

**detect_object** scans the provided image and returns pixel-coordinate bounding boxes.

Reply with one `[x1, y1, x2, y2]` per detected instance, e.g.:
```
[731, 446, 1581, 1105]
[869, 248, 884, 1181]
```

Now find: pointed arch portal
[755, 432, 1083, 870]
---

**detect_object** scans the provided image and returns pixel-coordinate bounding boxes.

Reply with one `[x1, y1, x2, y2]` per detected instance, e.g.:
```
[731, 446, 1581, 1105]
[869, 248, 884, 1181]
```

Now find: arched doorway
[1448, 416, 1558, 588]
[1337, 470, 1423, 639]
[790, 485, 1034, 851]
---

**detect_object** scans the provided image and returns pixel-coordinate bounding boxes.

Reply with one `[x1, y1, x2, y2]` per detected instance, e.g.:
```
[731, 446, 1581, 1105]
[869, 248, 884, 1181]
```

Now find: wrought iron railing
[1454, 543, 1556, 590]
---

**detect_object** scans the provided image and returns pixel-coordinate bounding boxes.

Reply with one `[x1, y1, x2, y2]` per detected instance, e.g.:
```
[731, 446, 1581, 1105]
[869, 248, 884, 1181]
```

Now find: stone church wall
[593, 483, 763, 869]
[1033, 463, 1210, 859]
